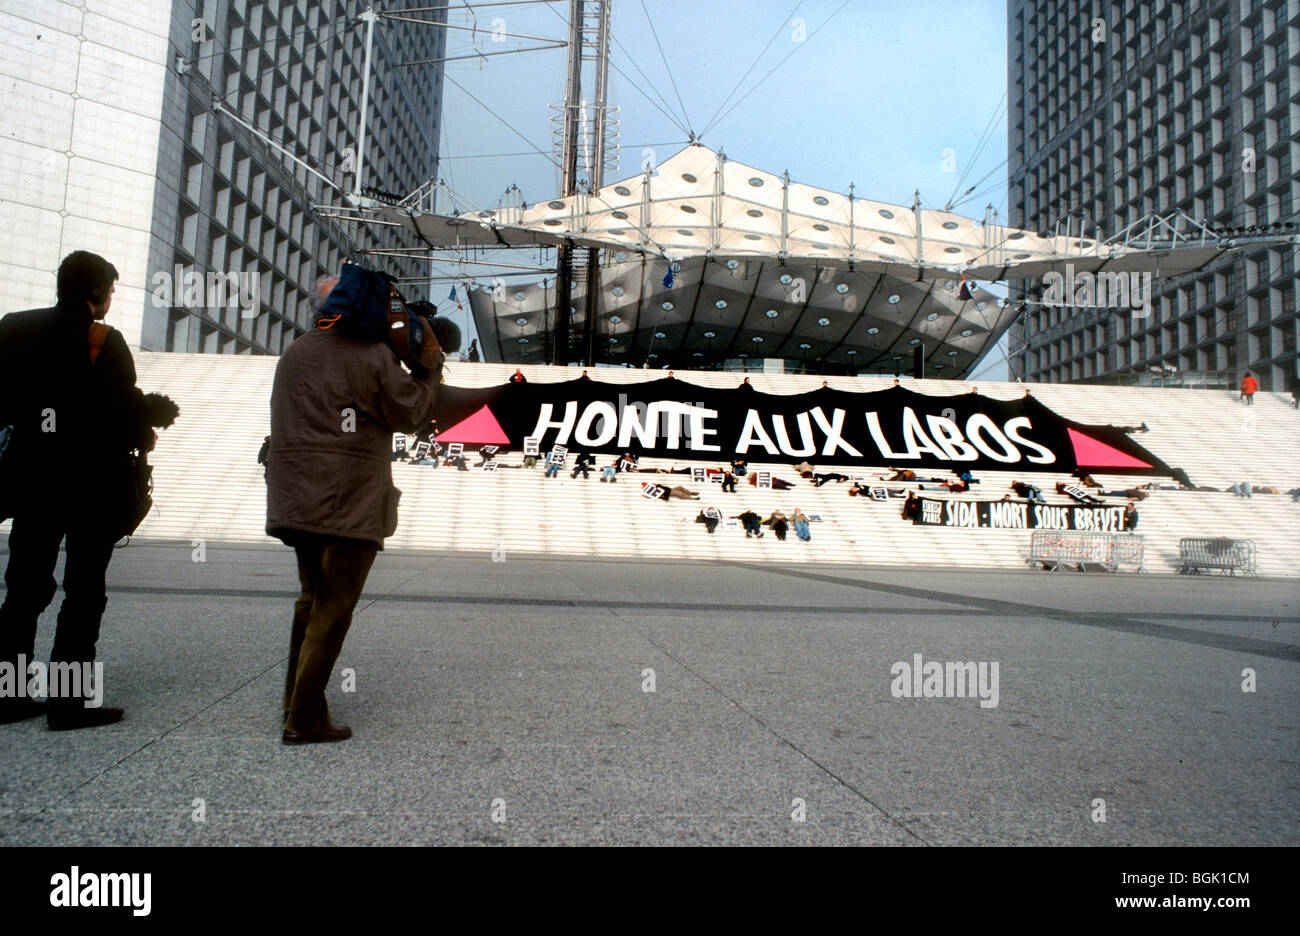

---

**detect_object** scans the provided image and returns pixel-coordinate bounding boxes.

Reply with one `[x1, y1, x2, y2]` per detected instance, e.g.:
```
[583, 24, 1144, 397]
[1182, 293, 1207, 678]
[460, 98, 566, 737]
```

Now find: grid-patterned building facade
[1006, 0, 1298, 389]
[0, 0, 446, 354]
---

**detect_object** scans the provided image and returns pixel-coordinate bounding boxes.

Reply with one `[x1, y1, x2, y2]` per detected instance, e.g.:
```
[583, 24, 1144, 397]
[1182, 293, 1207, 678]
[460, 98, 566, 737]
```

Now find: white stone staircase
[7, 354, 1296, 578]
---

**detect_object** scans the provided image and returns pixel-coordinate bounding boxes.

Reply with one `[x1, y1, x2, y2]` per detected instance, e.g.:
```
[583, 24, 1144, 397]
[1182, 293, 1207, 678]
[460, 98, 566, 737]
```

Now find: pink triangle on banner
[436, 405, 511, 445]
[1067, 427, 1152, 469]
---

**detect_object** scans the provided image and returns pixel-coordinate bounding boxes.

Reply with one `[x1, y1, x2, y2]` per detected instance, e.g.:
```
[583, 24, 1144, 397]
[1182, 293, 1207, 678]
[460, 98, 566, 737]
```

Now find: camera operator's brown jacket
[266, 328, 438, 548]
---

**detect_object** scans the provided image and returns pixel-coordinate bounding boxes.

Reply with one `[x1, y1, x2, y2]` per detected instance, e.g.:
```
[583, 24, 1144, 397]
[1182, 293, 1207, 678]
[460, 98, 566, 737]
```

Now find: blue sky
[428, 0, 1010, 376]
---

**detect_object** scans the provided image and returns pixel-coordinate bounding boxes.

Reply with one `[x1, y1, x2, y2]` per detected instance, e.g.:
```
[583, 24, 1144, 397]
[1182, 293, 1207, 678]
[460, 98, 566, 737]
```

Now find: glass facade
[1007, 0, 1298, 389]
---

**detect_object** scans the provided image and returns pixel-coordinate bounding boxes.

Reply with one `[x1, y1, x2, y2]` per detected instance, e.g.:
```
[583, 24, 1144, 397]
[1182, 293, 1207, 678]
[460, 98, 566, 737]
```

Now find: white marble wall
[0, 0, 173, 347]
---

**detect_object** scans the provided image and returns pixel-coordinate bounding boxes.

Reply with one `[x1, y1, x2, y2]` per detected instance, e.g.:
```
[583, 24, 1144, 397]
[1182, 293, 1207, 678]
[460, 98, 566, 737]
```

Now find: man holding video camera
[267, 269, 456, 745]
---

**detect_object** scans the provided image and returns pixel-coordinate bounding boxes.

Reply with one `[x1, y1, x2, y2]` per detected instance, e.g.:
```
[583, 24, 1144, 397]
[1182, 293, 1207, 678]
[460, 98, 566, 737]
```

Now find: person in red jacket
[1240, 372, 1258, 405]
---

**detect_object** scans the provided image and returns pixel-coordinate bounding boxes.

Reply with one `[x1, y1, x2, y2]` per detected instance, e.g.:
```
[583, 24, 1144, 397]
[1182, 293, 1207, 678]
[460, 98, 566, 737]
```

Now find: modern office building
[0, 0, 446, 353]
[1007, 0, 1298, 389]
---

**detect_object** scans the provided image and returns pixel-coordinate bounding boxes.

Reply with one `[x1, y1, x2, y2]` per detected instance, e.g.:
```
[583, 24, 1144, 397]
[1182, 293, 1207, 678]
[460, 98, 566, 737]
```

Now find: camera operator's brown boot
[282, 721, 352, 745]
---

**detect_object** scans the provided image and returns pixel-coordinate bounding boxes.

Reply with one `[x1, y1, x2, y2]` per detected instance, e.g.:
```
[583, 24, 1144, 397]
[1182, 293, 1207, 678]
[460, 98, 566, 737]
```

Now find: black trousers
[284, 534, 378, 730]
[0, 511, 116, 689]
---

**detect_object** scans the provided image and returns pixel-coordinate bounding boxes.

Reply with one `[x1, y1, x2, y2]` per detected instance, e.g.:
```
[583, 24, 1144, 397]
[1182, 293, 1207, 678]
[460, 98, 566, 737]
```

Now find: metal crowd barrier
[1178, 537, 1258, 576]
[1028, 531, 1146, 573]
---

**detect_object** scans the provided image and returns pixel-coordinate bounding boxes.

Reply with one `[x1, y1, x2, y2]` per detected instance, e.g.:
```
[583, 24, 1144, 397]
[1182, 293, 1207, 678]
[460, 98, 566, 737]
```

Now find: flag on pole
[957, 274, 975, 301]
[449, 285, 463, 312]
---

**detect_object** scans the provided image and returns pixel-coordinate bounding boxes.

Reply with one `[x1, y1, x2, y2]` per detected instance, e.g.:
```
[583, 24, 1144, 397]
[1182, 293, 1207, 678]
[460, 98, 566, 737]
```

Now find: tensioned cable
[699, 0, 852, 139]
[699, 0, 803, 137]
[437, 140, 687, 159]
[607, 59, 693, 135]
[609, 35, 691, 135]
[944, 91, 1008, 209]
[540, 2, 688, 136]
[639, 0, 695, 135]
[440, 70, 562, 171]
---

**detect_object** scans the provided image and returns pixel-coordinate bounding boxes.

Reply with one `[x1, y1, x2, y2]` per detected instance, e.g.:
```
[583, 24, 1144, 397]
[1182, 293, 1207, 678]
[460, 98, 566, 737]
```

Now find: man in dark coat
[267, 276, 442, 745]
[0, 251, 153, 729]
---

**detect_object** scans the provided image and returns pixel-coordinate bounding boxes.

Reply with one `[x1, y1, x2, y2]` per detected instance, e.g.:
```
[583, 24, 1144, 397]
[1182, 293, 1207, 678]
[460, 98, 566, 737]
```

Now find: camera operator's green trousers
[284, 535, 378, 731]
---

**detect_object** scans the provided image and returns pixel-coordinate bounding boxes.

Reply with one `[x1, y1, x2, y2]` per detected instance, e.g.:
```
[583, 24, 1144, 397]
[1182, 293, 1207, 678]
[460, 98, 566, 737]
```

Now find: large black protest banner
[430, 377, 1174, 476]
[912, 496, 1132, 531]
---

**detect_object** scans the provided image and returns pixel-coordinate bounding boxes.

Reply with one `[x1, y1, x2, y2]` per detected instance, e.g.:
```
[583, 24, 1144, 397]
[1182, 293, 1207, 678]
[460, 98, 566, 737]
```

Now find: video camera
[318, 263, 462, 376]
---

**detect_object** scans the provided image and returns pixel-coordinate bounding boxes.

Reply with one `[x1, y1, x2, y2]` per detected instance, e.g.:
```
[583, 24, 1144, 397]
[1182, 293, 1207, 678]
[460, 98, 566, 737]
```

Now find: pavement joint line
[13, 553, 462, 822]
[725, 561, 1300, 663]
[17, 583, 1298, 625]
[600, 605, 933, 846]
[30, 660, 293, 825]
[0, 807, 905, 820]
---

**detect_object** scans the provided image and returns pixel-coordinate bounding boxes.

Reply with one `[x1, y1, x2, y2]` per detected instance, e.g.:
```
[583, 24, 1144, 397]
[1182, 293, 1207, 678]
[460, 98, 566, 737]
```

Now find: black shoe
[47, 706, 124, 731]
[282, 722, 352, 745]
[0, 698, 47, 724]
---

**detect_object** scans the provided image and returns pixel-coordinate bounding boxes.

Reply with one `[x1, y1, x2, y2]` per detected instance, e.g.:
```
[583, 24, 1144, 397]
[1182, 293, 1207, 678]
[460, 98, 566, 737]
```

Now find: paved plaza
[1, 542, 1296, 846]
